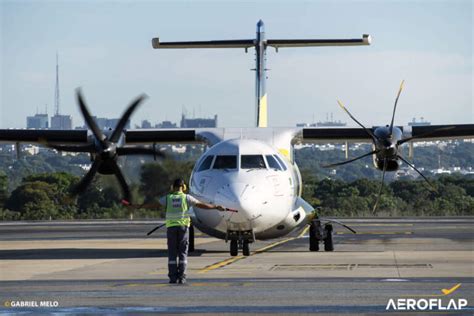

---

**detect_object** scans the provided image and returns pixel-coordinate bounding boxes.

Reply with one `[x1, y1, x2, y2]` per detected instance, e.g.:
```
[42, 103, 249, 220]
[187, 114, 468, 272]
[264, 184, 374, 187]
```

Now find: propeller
[323, 81, 443, 213]
[48, 89, 165, 203]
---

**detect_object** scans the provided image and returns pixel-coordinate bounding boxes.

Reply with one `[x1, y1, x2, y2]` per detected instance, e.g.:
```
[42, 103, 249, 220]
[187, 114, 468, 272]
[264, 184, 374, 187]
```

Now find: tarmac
[0, 217, 473, 314]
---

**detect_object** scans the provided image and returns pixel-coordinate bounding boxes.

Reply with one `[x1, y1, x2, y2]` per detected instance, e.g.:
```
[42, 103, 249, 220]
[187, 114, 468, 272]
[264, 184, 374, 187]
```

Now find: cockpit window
[197, 155, 214, 172]
[213, 155, 237, 169]
[265, 155, 282, 171]
[241, 155, 266, 169]
[273, 154, 288, 171]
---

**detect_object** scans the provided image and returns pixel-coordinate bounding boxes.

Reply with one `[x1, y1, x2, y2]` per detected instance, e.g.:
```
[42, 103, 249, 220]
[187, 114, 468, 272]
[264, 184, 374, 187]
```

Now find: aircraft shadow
[0, 248, 226, 260]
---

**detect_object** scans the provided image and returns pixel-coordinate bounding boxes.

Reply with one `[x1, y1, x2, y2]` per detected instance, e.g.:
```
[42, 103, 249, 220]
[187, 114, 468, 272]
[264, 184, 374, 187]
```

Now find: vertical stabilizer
[255, 20, 267, 128]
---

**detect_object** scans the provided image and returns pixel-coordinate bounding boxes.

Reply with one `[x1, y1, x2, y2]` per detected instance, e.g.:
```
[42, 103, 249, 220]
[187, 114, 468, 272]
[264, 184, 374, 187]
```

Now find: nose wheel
[227, 230, 253, 256]
[229, 240, 251, 256]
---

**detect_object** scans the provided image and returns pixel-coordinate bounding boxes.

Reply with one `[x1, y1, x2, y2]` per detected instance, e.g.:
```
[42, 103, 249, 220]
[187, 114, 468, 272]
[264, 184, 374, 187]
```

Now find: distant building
[156, 121, 177, 128]
[408, 117, 431, 126]
[180, 114, 217, 128]
[141, 120, 152, 129]
[95, 118, 126, 130]
[296, 113, 346, 128]
[79, 117, 129, 130]
[314, 120, 346, 127]
[51, 114, 73, 130]
[27, 113, 49, 129]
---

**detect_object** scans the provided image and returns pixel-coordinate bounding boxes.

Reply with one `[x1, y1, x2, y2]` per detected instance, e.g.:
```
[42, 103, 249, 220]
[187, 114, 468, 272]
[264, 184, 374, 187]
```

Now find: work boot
[169, 279, 177, 284]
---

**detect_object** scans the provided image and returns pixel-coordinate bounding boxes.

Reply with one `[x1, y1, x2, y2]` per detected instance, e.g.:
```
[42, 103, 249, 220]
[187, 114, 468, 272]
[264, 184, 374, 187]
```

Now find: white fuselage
[188, 138, 311, 241]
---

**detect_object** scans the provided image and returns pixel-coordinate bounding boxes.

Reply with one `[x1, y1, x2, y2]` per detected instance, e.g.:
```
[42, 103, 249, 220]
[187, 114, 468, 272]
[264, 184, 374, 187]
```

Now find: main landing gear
[309, 218, 334, 252]
[227, 230, 253, 256]
[189, 224, 195, 252]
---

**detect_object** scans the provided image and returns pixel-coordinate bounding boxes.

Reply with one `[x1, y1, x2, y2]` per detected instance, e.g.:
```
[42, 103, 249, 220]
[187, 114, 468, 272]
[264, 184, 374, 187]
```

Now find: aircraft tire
[242, 240, 250, 256]
[324, 224, 334, 251]
[230, 240, 238, 256]
[309, 223, 319, 251]
[189, 225, 195, 252]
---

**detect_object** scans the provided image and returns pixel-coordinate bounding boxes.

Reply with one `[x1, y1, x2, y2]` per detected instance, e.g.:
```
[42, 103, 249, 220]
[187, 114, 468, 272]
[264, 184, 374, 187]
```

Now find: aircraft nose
[214, 182, 265, 224]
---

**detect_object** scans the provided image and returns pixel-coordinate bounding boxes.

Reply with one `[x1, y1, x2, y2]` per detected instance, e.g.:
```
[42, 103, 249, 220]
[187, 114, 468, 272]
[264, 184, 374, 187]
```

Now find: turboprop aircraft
[1, 20, 473, 256]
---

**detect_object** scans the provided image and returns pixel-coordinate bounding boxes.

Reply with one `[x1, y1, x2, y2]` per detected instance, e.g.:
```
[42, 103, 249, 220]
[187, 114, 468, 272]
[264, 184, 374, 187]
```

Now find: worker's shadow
[0, 248, 226, 260]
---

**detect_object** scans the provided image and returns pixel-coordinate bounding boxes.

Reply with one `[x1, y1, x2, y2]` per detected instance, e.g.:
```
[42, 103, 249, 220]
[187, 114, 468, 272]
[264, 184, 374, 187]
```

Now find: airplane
[1, 20, 473, 257]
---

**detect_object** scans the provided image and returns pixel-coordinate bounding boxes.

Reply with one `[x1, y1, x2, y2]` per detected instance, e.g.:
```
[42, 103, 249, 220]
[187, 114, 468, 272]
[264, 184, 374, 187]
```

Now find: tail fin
[151, 20, 370, 129]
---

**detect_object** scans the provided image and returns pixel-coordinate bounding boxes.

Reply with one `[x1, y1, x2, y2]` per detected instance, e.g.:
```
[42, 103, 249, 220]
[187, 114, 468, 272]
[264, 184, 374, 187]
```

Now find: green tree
[5, 172, 78, 220]
[139, 160, 195, 204]
[0, 171, 7, 208]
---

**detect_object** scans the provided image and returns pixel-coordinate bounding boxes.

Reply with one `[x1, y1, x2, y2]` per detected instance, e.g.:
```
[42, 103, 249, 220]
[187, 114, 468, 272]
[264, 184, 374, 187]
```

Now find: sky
[0, 0, 472, 129]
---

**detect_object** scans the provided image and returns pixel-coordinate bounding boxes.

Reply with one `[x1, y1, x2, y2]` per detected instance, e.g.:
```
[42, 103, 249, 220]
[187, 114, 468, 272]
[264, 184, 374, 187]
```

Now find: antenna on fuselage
[151, 21, 371, 128]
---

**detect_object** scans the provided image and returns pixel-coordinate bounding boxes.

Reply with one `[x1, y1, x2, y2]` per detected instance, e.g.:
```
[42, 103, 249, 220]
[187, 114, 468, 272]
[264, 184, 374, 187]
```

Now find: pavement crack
[392, 251, 401, 278]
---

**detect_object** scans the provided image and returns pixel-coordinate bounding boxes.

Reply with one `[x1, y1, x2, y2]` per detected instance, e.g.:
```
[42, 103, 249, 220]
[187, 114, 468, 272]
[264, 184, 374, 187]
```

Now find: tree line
[0, 164, 472, 220]
[0, 142, 472, 220]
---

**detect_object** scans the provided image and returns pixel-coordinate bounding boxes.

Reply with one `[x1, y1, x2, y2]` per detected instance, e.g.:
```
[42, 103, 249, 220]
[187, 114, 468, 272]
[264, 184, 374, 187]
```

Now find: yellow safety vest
[165, 192, 190, 228]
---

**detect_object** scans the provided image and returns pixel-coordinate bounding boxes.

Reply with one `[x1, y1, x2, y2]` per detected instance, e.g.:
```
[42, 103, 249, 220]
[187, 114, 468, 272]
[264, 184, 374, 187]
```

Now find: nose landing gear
[230, 239, 251, 256]
[227, 230, 253, 256]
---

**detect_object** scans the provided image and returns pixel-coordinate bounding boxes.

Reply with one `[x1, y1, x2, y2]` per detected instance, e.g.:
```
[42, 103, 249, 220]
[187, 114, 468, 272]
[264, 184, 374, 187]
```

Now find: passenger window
[197, 155, 214, 172]
[213, 155, 237, 169]
[265, 155, 282, 171]
[274, 154, 287, 171]
[241, 155, 266, 169]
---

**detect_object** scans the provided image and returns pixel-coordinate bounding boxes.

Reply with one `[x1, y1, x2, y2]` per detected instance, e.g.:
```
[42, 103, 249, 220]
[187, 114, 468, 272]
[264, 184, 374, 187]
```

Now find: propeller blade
[337, 100, 378, 142]
[389, 80, 404, 135]
[109, 160, 132, 203]
[48, 144, 96, 153]
[76, 89, 106, 146]
[397, 155, 437, 192]
[397, 126, 455, 146]
[109, 94, 148, 143]
[322, 150, 378, 168]
[372, 158, 388, 214]
[72, 159, 101, 195]
[116, 146, 165, 157]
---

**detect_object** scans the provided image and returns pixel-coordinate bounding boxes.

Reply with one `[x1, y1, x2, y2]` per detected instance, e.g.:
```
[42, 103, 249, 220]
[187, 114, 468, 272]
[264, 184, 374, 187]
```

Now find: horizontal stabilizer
[267, 35, 371, 48]
[152, 38, 255, 49]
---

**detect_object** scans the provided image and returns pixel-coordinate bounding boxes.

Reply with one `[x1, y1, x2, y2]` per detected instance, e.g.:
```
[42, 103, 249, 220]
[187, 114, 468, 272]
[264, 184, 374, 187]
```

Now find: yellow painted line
[191, 282, 231, 287]
[198, 226, 310, 274]
[198, 256, 245, 273]
[336, 231, 412, 235]
[348, 224, 413, 227]
[151, 284, 169, 288]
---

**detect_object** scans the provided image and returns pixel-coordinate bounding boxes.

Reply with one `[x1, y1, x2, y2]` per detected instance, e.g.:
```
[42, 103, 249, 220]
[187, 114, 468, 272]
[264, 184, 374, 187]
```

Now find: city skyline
[1, 1, 472, 129]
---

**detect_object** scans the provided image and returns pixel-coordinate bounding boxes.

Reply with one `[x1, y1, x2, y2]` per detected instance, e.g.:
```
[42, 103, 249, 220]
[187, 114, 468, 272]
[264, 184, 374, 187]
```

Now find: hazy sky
[1, 0, 472, 129]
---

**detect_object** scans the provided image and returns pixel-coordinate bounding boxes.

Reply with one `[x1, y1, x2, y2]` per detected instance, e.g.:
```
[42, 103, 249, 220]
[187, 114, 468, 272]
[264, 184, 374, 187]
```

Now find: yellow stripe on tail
[258, 94, 268, 127]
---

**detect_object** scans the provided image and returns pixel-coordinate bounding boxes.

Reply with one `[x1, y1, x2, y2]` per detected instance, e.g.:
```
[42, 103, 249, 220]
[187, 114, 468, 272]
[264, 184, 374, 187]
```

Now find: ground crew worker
[157, 178, 224, 284]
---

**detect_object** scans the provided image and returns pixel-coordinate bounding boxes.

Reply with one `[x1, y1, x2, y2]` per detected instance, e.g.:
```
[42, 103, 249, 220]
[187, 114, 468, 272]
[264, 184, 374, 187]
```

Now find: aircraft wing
[408, 124, 474, 141]
[300, 127, 374, 143]
[267, 35, 371, 49]
[0, 129, 205, 145]
[125, 129, 198, 144]
[0, 129, 88, 144]
[299, 124, 474, 143]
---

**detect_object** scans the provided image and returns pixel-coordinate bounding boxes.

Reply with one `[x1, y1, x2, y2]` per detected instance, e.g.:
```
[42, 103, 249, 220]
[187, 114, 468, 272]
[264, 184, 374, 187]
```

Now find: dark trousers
[167, 226, 189, 282]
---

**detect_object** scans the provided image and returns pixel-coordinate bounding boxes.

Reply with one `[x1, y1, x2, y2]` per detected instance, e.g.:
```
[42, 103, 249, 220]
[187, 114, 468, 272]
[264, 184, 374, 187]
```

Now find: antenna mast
[54, 53, 60, 115]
